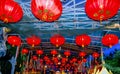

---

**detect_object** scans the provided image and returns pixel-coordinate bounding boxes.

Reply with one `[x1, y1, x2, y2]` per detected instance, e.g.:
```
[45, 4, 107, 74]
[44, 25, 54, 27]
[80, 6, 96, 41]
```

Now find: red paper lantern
[82, 58, 87, 63]
[50, 34, 65, 47]
[64, 51, 71, 57]
[31, 0, 62, 22]
[102, 34, 119, 47]
[21, 48, 29, 55]
[51, 50, 57, 56]
[92, 52, 99, 58]
[7, 35, 21, 47]
[72, 58, 77, 63]
[53, 57, 58, 63]
[36, 50, 43, 55]
[44, 56, 49, 61]
[61, 57, 67, 63]
[26, 35, 41, 47]
[32, 55, 38, 61]
[75, 34, 91, 47]
[0, 0, 23, 23]
[79, 51, 86, 57]
[85, 0, 120, 21]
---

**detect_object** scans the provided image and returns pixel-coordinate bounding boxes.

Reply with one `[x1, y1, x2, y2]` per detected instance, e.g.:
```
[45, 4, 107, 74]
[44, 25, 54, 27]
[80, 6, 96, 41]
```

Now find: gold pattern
[93, 13, 98, 17]
[44, 9, 48, 13]
[106, 10, 110, 15]
[42, 14, 47, 21]
[98, 10, 104, 14]
[38, 10, 42, 14]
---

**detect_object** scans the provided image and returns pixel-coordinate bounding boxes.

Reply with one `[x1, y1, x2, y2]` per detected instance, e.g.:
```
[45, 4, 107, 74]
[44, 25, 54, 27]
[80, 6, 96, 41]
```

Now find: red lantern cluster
[92, 52, 99, 58]
[36, 50, 43, 56]
[64, 51, 71, 57]
[75, 34, 91, 47]
[0, 0, 23, 23]
[71, 58, 77, 63]
[79, 51, 86, 58]
[31, 0, 62, 22]
[51, 50, 58, 56]
[32, 55, 38, 61]
[82, 58, 87, 63]
[21, 48, 29, 55]
[26, 35, 41, 47]
[85, 0, 120, 21]
[102, 34, 119, 47]
[50, 34, 65, 47]
[7, 35, 21, 47]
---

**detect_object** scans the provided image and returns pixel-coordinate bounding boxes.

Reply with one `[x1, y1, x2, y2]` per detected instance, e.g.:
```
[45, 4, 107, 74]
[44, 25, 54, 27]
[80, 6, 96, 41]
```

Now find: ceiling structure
[0, 0, 120, 52]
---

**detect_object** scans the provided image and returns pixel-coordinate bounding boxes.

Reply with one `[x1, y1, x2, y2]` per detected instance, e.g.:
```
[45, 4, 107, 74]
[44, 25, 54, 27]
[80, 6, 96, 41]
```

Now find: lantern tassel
[100, 16, 103, 25]
[32, 44, 34, 47]
[82, 44, 84, 48]
[56, 44, 59, 47]
[12, 44, 15, 47]
[109, 45, 112, 48]
[5, 27, 11, 33]
[3, 18, 8, 23]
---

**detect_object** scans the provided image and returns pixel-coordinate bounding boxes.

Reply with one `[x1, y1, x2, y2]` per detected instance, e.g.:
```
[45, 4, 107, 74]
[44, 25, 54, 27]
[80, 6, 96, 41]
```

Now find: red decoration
[36, 50, 43, 55]
[0, 0, 23, 23]
[72, 58, 77, 63]
[53, 57, 58, 63]
[61, 57, 67, 64]
[79, 51, 86, 57]
[44, 56, 49, 61]
[31, 0, 62, 22]
[7, 35, 21, 47]
[51, 50, 57, 56]
[92, 52, 99, 58]
[64, 51, 71, 57]
[26, 35, 41, 47]
[75, 34, 91, 47]
[32, 55, 38, 61]
[85, 0, 120, 21]
[50, 34, 65, 47]
[102, 34, 119, 47]
[21, 48, 28, 55]
[82, 58, 87, 63]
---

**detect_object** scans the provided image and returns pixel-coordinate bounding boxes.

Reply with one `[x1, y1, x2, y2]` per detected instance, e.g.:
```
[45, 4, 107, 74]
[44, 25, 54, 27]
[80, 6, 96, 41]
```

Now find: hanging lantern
[72, 58, 77, 63]
[79, 51, 86, 58]
[61, 57, 67, 64]
[53, 57, 58, 63]
[75, 34, 91, 47]
[50, 34, 65, 47]
[92, 52, 99, 58]
[64, 51, 71, 57]
[51, 50, 57, 56]
[82, 58, 87, 63]
[36, 50, 43, 56]
[7, 35, 21, 47]
[31, 0, 62, 22]
[85, 0, 120, 21]
[44, 56, 49, 61]
[21, 48, 29, 55]
[32, 55, 38, 61]
[26, 35, 41, 47]
[0, 0, 23, 23]
[102, 34, 119, 47]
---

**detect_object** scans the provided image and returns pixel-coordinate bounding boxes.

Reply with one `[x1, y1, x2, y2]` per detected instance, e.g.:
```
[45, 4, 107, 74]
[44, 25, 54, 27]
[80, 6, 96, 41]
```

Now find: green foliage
[6, 43, 17, 57]
[105, 50, 120, 73]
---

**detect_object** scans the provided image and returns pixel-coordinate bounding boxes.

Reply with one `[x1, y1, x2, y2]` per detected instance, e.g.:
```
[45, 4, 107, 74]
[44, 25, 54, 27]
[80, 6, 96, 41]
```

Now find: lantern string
[15, 46, 20, 60]
[100, 17, 102, 25]
[25, 51, 30, 70]
[101, 48, 105, 64]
